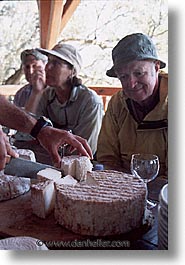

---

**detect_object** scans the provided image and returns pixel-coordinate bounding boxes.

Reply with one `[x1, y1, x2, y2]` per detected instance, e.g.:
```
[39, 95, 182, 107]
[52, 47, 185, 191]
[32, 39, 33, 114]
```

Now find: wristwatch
[30, 116, 53, 139]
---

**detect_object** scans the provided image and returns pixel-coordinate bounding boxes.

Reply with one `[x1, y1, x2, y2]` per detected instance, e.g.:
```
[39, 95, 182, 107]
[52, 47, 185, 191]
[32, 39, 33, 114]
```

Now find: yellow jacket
[97, 73, 168, 177]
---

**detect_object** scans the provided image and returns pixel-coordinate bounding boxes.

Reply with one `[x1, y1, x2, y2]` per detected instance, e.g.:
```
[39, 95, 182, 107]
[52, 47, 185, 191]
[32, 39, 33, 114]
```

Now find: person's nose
[127, 74, 138, 89]
[45, 62, 52, 71]
[29, 66, 34, 75]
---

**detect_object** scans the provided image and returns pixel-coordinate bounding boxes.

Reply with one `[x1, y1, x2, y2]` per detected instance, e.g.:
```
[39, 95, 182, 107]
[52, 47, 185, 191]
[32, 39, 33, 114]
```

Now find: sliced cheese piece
[83, 173, 99, 186]
[75, 156, 93, 181]
[31, 180, 55, 218]
[61, 155, 93, 181]
[56, 175, 78, 185]
[60, 155, 76, 177]
[37, 168, 62, 182]
[32, 173, 77, 219]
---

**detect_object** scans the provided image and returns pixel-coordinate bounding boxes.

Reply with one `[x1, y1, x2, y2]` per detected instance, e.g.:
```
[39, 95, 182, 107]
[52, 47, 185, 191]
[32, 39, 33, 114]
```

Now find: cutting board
[0, 191, 84, 243]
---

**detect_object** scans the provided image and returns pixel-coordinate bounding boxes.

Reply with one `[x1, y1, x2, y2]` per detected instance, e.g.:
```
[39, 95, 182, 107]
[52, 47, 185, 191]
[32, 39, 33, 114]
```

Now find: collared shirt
[13, 84, 32, 107]
[97, 73, 168, 177]
[36, 85, 104, 155]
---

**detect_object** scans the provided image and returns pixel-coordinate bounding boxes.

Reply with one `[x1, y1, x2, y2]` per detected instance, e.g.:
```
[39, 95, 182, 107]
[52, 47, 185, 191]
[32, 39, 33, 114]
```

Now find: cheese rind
[0, 175, 30, 202]
[55, 170, 147, 236]
[16, 149, 36, 162]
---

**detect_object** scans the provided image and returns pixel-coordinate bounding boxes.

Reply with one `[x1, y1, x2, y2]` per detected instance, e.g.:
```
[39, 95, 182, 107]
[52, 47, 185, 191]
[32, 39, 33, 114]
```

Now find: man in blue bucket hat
[97, 33, 168, 177]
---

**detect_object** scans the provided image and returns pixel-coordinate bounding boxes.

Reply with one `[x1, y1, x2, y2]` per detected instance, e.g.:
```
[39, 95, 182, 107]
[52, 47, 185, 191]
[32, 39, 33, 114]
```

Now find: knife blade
[4, 157, 59, 179]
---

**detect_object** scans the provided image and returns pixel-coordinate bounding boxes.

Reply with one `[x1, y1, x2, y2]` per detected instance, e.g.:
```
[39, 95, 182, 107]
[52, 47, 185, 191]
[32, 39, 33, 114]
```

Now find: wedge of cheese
[37, 168, 62, 182]
[37, 168, 77, 185]
[57, 175, 78, 185]
[32, 169, 77, 218]
[61, 155, 93, 181]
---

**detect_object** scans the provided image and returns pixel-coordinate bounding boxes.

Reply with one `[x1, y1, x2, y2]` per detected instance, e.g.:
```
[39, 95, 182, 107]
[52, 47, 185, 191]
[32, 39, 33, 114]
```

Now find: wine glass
[130, 153, 160, 210]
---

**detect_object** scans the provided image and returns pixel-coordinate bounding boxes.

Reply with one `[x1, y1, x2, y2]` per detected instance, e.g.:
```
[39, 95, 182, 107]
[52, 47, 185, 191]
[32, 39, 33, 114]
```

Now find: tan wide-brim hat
[106, 33, 166, 78]
[37, 43, 82, 74]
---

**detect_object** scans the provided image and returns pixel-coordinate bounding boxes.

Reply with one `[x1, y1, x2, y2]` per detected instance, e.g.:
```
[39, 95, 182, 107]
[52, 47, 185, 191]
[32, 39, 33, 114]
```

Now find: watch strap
[30, 116, 53, 139]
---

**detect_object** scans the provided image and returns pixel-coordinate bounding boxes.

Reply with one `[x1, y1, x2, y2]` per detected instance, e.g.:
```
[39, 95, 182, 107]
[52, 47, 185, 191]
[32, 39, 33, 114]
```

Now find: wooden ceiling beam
[38, 0, 80, 49]
[39, 0, 64, 49]
[46, 0, 64, 49]
[39, 0, 52, 48]
[60, 0, 80, 32]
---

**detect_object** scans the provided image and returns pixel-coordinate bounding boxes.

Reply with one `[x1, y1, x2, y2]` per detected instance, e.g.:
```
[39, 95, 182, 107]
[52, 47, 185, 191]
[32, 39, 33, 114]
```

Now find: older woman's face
[23, 55, 46, 84]
[45, 55, 72, 88]
[115, 60, 160, 102]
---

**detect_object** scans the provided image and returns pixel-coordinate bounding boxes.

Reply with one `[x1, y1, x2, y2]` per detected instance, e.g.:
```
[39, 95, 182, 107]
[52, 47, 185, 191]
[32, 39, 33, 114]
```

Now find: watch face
[42, 116, 53, 126]
[42, 116, 49, 122]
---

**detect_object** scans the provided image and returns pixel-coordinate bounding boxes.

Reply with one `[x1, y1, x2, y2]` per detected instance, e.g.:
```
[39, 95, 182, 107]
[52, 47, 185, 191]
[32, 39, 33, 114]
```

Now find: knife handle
[5, 155, 11, 164]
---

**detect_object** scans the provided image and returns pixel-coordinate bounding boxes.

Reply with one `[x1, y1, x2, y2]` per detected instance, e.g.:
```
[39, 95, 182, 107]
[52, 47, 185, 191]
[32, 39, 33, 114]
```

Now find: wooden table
[0, 141, 168, 250]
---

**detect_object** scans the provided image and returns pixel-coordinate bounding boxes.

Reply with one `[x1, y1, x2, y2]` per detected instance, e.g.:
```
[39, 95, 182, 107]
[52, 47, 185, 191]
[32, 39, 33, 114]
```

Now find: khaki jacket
[97, 73, 168, 177]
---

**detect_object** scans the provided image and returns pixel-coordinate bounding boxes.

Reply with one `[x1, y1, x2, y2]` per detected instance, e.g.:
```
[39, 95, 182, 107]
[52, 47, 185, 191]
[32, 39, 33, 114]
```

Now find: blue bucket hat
[106, 33, 166, 78]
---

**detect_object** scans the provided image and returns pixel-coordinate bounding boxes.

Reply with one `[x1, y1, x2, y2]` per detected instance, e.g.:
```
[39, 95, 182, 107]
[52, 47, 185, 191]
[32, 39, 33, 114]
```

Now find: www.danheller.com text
[36, 239, 130, 248]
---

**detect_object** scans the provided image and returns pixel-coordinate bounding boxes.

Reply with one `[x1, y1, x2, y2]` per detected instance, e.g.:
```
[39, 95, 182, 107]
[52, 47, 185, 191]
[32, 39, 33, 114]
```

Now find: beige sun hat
[37, 43, 82, 74]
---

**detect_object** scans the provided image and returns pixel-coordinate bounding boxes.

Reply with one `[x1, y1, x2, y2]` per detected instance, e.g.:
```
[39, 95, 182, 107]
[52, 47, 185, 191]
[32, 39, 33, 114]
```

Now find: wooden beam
[39, 0, 64, 49]
[39, 0, 80, 49]
[89, 86, 122, 96]
[60, 0, 80, 32]
[46, 0, 64, 49]
[39, 0, 52, 48]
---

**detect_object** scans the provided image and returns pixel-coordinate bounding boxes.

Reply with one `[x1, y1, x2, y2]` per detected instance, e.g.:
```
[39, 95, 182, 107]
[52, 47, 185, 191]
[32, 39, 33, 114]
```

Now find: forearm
[0, 95, 93, 168]
[0, 95, 36, 133]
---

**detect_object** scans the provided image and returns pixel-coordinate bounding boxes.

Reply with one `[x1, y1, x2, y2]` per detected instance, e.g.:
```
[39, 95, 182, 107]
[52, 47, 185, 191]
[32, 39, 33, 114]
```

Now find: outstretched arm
[0, 95, 92, 170]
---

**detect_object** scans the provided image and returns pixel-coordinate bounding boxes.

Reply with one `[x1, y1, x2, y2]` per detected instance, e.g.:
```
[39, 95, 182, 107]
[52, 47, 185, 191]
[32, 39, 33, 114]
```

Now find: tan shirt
[97, 73, 168, 177]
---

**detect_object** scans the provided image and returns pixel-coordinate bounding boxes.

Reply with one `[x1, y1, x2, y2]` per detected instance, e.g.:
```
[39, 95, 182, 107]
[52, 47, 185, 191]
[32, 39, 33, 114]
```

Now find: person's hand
[37, 126, 93, 168]
[25, 65, 46, 113]
[0, 128, 19, 170]
[31, 65, 46, 93]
